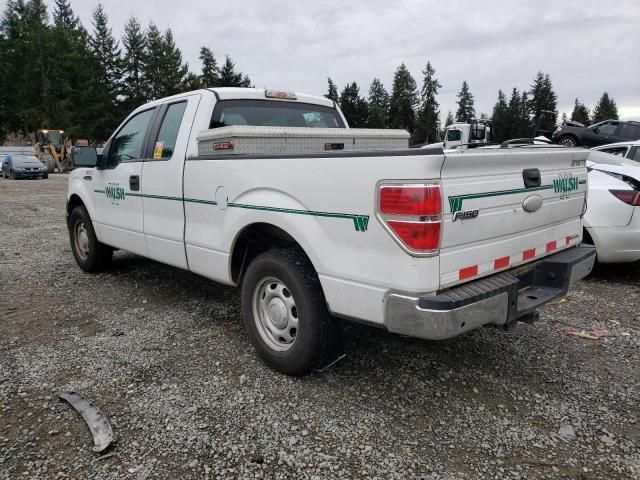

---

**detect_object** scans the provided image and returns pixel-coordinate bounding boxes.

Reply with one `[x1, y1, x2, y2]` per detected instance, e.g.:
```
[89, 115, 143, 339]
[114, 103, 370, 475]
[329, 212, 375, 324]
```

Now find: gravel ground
[0, 175, 638, 480]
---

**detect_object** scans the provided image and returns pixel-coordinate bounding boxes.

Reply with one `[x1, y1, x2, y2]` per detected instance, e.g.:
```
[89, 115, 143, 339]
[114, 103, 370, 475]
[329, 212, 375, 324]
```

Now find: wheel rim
[252, 276, 299, 352]
[74, 220, 90, 261]
[560, 137, 576, 146]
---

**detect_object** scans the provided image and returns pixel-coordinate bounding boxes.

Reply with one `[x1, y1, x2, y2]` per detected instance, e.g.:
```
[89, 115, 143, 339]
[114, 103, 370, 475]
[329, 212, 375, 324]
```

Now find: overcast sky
[51, 0, 640, 120]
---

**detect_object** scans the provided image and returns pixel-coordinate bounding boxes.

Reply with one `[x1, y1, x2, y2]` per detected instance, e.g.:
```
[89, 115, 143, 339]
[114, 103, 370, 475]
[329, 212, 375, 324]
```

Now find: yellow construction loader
[33, 129, 74, 173]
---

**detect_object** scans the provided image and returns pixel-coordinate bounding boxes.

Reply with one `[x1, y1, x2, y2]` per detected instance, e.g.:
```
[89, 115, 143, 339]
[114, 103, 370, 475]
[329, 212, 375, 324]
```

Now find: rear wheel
[558, 135, 577, 147]
[41, 155, 55, 173]
[69, 205, 112, 272]
[241, 248, 337, 375]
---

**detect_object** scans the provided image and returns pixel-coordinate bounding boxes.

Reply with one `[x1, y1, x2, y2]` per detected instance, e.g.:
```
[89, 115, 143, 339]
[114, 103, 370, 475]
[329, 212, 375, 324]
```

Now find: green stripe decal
[93, 190, 368, 232]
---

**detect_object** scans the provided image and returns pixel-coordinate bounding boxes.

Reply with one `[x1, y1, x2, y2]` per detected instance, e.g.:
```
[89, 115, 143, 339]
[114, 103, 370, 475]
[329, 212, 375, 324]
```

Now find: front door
[141, 94, 201, 269]
[93, 107, 157, 256]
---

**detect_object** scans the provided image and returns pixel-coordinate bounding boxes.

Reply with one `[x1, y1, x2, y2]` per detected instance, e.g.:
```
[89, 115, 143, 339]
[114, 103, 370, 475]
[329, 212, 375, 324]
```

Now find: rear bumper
[588, 221, 640, 263]
[383, 245, 596, 340]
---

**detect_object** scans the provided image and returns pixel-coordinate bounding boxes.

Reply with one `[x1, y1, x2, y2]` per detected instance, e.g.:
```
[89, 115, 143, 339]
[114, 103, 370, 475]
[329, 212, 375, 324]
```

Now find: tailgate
[439, 147, 588, 288]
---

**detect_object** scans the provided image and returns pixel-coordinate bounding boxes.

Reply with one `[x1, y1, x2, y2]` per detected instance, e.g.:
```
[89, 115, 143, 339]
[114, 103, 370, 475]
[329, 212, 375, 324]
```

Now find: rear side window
[599, 147, 628, 157]
[619, 123, 640, 140]
[152, 102, 187, 159]
[210, 100, 345, 129]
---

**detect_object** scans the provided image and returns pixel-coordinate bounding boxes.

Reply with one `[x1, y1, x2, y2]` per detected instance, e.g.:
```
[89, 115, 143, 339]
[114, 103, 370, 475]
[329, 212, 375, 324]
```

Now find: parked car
[592, 141, 640, 162]
[552, 119, 640, 147]
[1, 154, 49, 179]
[583, 150, 640, 263]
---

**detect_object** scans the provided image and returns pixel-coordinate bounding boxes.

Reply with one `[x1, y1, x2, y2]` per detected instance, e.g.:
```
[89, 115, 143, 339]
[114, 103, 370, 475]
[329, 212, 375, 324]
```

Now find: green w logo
[448, 196, 464, 213]
[352, 216, 369, 232]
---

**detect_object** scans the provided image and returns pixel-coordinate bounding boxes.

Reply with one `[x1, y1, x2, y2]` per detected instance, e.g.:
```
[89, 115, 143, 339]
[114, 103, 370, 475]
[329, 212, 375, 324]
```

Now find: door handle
[522, 168, 541, 188]
[129, 175, 140, 191]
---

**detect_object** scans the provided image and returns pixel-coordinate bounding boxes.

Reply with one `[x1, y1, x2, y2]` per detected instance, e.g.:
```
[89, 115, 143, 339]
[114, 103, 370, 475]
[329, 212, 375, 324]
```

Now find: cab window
[152, 102, 187, 159]
[108, 108, 155, 168]
[446, 129, 462, 141]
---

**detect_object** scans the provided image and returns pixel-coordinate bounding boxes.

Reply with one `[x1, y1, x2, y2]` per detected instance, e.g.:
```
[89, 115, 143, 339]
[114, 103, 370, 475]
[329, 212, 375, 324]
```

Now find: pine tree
[455, 81, 475, 123]
[592, 92, 619, 123]
[18, 0, 52, 132]
[444, 111, 454, 127]
[325, 77, 339, 103]
[570, 98, 590, 125]
[388, 63, 418, 131]
[528, 72, 557, 135]
[199, 46, 219, 87]
[88, 3, 122, 139]
[49, 0, 97, 140]
[218, 55, 250, 87]
[491, 90, 508, 142]
[415, 61, 441, 143]
[339, 82, 368, 128]
[121, 16, 147, 111]
[506, 88, 522, 140]
[366, 78, 389, 129]
[160, 29, 188, 96]
[182, 72, 202, 91]
[143, 23, 164, 99]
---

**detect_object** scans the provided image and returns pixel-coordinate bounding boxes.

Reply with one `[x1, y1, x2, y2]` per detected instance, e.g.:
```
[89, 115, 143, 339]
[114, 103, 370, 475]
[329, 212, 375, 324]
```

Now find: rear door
[439, 147, 588, 288]
[93, 107, 157, 256]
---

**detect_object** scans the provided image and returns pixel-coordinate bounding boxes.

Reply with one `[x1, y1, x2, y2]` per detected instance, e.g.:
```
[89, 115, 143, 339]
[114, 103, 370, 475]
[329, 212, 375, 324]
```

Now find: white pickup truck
[67, 87, 595, 375]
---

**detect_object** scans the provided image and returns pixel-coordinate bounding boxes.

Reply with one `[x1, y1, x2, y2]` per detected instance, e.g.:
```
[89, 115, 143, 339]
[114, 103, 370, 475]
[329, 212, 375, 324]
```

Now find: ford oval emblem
[522, 195, 543, 213]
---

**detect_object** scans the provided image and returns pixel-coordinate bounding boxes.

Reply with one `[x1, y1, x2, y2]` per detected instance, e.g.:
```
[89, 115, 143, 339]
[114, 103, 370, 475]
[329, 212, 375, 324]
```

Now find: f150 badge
[452, 209, 479, 222]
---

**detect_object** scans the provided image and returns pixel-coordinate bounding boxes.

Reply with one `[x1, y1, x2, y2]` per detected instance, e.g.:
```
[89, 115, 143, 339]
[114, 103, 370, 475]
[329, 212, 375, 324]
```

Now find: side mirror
[592, 127, 600, 134]
[71, 146, 97, 167]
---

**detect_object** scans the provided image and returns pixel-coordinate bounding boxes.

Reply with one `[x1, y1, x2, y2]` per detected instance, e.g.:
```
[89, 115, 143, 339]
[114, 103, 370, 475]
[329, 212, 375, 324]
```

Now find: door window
[107, 108, 155, 168]
[152, 102, 187, 159]
[631, 147, 640, 163]
[595, 122, 618, 136]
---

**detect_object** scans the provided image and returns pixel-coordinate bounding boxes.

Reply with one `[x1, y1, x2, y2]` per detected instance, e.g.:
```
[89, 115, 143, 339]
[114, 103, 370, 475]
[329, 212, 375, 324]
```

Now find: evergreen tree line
[0, 0, 251, 142]
[0, 0, 621, 145]
[330, 67, 620, 144]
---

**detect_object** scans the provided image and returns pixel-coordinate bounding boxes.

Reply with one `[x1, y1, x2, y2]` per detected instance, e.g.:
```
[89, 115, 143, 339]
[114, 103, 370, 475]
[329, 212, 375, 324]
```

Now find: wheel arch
[229, 222, 320, 286]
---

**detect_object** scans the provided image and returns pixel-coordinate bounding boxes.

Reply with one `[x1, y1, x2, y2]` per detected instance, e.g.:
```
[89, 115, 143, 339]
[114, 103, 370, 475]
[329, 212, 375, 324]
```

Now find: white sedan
[584, 150, 640, 263]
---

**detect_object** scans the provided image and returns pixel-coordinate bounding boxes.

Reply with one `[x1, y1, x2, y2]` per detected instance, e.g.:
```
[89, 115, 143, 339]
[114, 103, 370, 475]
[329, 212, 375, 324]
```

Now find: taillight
[377, 183, 442, 255]
[609, 189, 640, 206]
[380, 186, 441, 216]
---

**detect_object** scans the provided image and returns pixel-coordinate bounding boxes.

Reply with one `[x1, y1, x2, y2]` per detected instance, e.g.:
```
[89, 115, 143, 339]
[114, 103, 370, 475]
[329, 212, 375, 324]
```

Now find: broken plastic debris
[58, 390, 114, 452]
[559, 327, 608, 340]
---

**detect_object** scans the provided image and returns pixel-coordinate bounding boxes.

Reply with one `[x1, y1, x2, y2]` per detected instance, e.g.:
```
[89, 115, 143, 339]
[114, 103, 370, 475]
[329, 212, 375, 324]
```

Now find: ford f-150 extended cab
[67, 87, 595, 375]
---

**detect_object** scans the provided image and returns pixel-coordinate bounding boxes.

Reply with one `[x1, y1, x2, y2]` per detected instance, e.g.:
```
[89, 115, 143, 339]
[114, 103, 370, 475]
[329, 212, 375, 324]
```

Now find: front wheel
[241, 248, 337, 375]
[69, 205, 112, 272]
[558, 135, 577, 147]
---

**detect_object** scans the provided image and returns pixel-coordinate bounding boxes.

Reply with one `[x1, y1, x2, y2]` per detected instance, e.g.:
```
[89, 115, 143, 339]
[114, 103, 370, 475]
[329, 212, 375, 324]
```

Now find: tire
[41, 155, 55, 173]
[42, 174, 48, 179]
[68, 205, 112, 272]
[558, 135, 577, 147]
[241, 248, 337, 375]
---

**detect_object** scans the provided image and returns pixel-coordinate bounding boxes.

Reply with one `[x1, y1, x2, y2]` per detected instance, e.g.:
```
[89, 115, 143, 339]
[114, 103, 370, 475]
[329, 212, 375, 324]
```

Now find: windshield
[210, 100, 345, 129]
